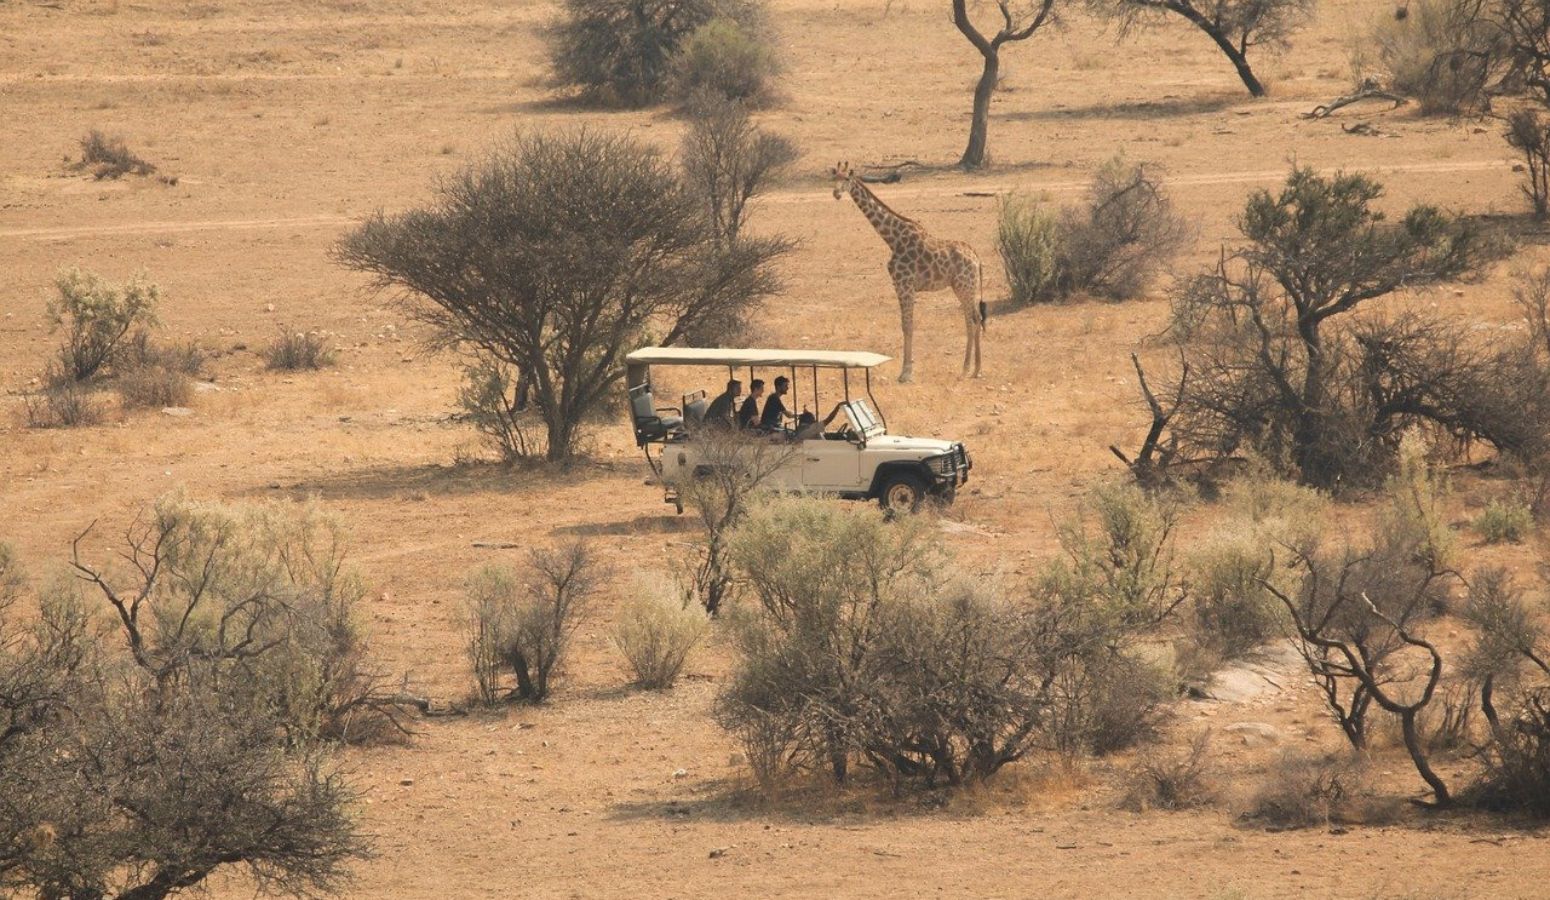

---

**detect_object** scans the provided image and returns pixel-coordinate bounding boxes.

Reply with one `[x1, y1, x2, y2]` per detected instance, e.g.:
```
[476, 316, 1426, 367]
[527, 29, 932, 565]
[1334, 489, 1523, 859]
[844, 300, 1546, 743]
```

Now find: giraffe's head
[830, 161, 855, 200]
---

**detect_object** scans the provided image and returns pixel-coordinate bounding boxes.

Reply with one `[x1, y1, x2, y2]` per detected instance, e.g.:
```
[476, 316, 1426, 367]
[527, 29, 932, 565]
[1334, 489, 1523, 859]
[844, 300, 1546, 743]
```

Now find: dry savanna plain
[5, 0, 1550, 896]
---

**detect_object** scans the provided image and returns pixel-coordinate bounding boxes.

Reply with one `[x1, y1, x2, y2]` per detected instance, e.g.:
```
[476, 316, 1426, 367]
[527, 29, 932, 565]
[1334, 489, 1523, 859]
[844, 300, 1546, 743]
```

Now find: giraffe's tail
[977, 257, 988, 331]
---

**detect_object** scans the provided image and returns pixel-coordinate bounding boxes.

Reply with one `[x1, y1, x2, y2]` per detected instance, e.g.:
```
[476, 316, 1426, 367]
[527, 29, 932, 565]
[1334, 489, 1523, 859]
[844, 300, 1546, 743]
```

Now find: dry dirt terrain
[4, 0, 1550, 897]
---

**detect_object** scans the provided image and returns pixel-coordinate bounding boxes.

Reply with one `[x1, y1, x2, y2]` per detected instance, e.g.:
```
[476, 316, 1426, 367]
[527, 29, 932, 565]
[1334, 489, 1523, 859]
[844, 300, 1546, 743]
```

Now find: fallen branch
[1305, 80, 1408, 119]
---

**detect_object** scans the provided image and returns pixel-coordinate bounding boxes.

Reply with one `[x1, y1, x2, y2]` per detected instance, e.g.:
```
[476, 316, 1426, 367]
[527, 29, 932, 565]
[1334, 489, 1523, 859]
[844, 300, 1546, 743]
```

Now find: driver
[791, 401, 849, 441]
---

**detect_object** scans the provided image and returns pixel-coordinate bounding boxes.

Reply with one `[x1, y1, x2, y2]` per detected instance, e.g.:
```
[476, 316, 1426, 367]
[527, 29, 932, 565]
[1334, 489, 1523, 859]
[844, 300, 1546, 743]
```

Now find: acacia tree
[1091, 0, 1313, 97]
[953, 0, 1058, 169]
[1148, 168, 1498, 489]
[338, 129, 787, 461]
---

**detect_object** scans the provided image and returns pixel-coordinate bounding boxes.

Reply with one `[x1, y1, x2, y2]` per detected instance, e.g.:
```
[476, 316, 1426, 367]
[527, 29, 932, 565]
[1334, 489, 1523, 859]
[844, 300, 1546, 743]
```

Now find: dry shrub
[23, 373, 102, 429]
[1474, 497, 1534, 544]
[457, 353, 539, 461]
[610, 584, 709, 689]
[1245, 751, 1372, 828]
[670, 17, 780, 106]
[262, 326, 336, 371]
[121, 329, 206, 377]
[115, 363, 192, 409]
[998, 159, 1188, 305]
[47, 267, 159, 382]
[1121, 731, 1216, 811]
[1062, 653, 1176, 756]
[1187, 532, 1284, 660]
[1506, 109, 1550, 221]
[1367, 0, 1499, 115]
[74, 129, 157, 179]
[1470, 687, 1550, 816]
[463, 543, 596, 704]
[66, 495, 405, 746]
[1381, 432, 1457, 572]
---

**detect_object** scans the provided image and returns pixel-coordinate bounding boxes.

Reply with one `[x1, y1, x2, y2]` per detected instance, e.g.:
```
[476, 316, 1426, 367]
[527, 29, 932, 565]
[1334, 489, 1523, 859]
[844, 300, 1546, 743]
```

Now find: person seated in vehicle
[738, 379, 764, 431]
[759, 376, 797, 434]
[703, 379, 741, 429]
[791, 401, 849, 441]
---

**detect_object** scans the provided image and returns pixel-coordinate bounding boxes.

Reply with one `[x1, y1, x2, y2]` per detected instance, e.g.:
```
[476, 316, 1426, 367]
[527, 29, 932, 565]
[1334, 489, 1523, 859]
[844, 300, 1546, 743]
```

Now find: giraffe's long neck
[848, 179, 917, 252]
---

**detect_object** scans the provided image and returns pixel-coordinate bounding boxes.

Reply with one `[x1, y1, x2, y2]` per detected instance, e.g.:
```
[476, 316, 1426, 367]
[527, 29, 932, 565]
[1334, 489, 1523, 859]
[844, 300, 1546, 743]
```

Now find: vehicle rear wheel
[878, 472, 927, 514]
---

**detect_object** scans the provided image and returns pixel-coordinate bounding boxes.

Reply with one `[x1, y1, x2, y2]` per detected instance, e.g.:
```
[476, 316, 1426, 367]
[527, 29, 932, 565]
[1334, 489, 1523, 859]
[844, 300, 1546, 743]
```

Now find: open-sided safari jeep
[625, 348, 972, 513]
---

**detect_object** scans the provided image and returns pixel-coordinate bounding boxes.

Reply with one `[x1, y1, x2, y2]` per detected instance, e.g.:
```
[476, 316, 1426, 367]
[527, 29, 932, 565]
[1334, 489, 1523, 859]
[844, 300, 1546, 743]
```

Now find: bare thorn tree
[1264, 541, 1453, 805]
[952, 0, 1058, 169]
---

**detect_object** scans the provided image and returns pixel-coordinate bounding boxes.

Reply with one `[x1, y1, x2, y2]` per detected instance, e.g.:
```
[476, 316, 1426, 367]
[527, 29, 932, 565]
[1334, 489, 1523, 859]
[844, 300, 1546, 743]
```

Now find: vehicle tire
[878, 471, 928, 514]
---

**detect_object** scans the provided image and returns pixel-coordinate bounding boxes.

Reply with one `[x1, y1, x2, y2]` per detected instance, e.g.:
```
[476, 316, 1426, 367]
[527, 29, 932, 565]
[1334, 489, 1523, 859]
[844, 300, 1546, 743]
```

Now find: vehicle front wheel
[878, 472, 928, 514]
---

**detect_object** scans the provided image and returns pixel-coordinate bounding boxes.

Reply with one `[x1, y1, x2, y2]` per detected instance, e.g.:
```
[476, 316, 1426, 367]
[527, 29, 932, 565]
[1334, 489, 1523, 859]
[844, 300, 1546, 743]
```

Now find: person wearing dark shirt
[703, 379, 741, 428]
[759, 376, 796, 433]
[738, 379, 764, 430]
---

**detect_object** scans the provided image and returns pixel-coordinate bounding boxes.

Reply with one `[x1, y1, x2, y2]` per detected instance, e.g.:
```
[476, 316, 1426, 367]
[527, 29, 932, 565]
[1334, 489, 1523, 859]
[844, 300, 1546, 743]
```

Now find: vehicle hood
[866, 434, 958, 454]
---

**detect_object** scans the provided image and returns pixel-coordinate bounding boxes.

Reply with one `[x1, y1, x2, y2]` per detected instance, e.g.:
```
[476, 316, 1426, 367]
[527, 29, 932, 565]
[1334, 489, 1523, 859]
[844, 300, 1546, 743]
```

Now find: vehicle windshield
[844, 400, 885, 438]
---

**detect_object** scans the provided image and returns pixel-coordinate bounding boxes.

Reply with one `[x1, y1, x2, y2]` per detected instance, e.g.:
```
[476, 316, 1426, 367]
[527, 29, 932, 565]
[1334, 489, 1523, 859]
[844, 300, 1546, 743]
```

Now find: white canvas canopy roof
[625, 348, 891, 369]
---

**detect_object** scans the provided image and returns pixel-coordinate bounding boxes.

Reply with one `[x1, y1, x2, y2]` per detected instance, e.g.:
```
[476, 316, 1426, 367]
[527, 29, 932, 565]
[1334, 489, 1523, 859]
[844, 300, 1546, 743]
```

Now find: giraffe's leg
[894, 281, 916, 383]
[953, 279, 982, 378]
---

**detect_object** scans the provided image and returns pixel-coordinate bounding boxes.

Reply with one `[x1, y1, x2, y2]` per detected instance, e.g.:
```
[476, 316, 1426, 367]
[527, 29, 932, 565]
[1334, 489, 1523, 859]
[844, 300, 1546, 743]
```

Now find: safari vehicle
[625, 348, 972, 513]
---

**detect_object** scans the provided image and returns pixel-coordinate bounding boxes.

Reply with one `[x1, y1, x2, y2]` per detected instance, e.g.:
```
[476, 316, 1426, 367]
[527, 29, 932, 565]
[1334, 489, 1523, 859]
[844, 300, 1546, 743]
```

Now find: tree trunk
[1400, 709, 1452, 806]
[960, 51, 999, 169]
[1169, 6, 1267, 98]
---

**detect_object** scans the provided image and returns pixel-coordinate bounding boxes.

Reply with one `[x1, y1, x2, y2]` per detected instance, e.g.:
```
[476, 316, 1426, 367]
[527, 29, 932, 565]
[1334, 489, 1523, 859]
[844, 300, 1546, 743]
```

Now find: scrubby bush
[1506, 109, 1550, 220]
[671, 18, 780, 105]
[1187, 533, 1283, 660]
[678, 430, 796, 613]
[1246, 751, 1372, 828]
[67, 495, 405, 746]
[997, 194, 1062, 305]
[1470, 687, 1550, 815]
[1381, 432, 1457, 571]
[998, 160, 1188, 305]
[1475, 497, 1534, 543]
[73, 129, 157, 179]
[1367, 0, 1501, 115]
[464, 544, 596, 704]
[263, 326, 336, 371]
[1121, 731, 1216, 811]
[48, 267, 159, 382]
[718, 491, 1185, 789]
[457, 354, 536, 462]
[121, 328, 206, 377]
[1142, 167, 1501, 491]
[0, 546, 369, 898]
[610, 585, 709, 689]
[676, 95, 796, 346]
[115, 362, 193, 409]
[23, 372, 102, 429]
[549, 0, 768, 107]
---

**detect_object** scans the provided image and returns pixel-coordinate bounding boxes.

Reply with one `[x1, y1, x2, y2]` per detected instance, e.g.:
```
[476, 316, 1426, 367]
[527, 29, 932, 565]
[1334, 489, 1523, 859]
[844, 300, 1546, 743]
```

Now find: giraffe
[830, 161, 985, 383]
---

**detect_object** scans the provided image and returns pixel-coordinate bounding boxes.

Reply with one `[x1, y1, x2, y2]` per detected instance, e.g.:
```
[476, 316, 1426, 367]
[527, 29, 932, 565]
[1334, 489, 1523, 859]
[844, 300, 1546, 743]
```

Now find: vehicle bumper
[925, 445, 972, 490]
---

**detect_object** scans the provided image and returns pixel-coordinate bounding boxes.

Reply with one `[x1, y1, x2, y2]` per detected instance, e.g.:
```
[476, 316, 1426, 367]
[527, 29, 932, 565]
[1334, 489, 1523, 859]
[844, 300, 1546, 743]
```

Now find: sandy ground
[4, 0, 1550, 896]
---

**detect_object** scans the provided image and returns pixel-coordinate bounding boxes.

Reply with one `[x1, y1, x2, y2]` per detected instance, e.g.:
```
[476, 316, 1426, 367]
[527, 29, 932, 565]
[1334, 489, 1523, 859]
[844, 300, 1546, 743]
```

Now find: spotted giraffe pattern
[831, 162, 984, 382]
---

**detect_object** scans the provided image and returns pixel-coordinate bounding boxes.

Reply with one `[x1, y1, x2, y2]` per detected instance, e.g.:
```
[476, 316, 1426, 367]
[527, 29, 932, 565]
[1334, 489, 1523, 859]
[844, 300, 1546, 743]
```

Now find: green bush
[1475, 498, 1534, 544]
[997, 194, 1062, 305]
[47, 267, 159, 382]
[457, 354, 537, 461]
[1188, 533, 1284, 660]
[670, 18, 779, 105]
[998, 160, 1188, 305]
[1381, 432, 1456, 571]
[548, 0, 767, 107]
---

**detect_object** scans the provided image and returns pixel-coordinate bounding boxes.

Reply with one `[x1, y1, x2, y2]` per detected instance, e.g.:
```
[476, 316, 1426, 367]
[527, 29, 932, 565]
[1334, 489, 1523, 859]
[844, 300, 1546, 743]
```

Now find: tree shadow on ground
[1004, 94, 1240, 123]
[552, 514, 700, 537]
[255, 458, 638, 502]
[607, 774, 1025, 826]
